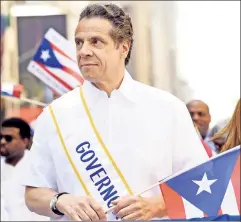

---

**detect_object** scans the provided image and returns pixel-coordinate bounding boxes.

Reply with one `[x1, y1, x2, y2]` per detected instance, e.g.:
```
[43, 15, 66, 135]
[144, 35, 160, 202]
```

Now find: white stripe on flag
[45, 28, 77, 60]
[28, 61, 69, 95]
[47, 67, 79, 87]
[221, 181, 240, 215]
[183, 198, 204, 219]
[3, 84, 14, 95]
[54, 50, 81, 74]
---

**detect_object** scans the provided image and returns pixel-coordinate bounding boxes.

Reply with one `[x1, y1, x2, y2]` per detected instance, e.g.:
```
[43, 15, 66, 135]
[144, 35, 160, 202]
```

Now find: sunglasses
[0, 134, 13, 143]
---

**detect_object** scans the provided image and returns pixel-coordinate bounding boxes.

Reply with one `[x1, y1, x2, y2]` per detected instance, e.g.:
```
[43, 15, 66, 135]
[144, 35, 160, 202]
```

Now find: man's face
[187, 102, 211, 138]
[0, 127, 27, 158]
[74, 17, 129, 83]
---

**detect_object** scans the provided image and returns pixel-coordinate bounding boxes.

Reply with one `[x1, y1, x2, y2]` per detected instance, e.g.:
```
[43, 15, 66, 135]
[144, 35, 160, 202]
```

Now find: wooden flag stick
[1, 95, 47, 107]
[20, 97, 47, 107]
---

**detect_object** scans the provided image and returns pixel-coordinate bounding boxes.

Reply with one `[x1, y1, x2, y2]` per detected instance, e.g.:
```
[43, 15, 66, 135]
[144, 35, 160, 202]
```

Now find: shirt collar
[81, 70, 136, 107]
[117, 70, 136, 102]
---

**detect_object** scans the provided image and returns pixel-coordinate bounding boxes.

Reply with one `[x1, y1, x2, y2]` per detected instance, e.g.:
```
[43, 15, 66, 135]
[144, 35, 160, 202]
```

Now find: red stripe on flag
[231, 153, 240, 213]
[203, 209, 222, 217]
[218, 209, 223, 215]
[62, 66, 84, 85]
[37, 62, 73, 91]
[50, 42, 76, 63]
[160, 183, 186, 219]
[201, 140, 213, 157]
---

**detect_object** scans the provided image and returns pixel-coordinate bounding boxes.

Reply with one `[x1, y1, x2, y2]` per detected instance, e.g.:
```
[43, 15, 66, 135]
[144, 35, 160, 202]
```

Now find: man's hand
[112, 195, 167, 220]
[56, 194, 106, 221]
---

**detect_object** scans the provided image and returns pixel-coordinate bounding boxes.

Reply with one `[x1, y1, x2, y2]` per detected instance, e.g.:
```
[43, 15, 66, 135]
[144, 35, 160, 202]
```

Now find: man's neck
[92, 69, 125, 97]
[5, 153, 24, 167]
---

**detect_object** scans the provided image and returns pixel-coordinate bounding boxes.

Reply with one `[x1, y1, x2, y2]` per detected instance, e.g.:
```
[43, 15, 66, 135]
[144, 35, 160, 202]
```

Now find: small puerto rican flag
[27, 28, 84, 95]
[1, 83, 24, 98]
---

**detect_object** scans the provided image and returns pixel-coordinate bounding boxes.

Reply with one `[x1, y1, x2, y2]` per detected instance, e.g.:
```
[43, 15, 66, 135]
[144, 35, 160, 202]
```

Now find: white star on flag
[40, 49, 50, 62]
[192, 173, 217, 195]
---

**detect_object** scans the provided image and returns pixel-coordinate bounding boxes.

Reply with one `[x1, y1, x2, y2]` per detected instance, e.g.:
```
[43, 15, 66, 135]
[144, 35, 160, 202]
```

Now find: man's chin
[82, 74, 99, 83]
[0, 153, 9, 157]
[0, 150, 9, 157]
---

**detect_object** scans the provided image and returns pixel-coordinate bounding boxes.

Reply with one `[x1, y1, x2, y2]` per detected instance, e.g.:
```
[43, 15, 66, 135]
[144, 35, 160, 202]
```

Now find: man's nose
[78, 42, 93, 58]
[192, 113, 200, 122]
[0, 138, 6, 146]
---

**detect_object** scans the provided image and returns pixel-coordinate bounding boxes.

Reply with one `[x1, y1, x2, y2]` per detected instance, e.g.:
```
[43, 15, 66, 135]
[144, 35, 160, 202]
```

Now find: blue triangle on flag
[166, 148, 240, 216]
[33, 38, 63, 69]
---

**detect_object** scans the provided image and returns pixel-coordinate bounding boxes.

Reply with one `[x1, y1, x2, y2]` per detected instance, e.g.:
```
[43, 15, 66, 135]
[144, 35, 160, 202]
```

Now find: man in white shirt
[24, 3, 208, 221]
[1, 117, 48, 221]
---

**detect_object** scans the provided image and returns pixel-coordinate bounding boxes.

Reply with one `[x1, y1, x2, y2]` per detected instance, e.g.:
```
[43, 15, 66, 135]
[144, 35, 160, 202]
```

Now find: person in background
[212, 99, 240, 153]
[208, 118, 230, 153]
[1, 117, 31, 177]
[186, 100, 216, 153]
[1, 117, 48, 221]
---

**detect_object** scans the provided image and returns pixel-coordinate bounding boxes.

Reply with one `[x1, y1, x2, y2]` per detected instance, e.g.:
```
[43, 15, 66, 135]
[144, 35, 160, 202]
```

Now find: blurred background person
[1, 117, 48, 220]
[186, 100, 216, 153]
[212, 99, 240, 154]
[1, 117, 31, 179]
[208, 118, 230, 153]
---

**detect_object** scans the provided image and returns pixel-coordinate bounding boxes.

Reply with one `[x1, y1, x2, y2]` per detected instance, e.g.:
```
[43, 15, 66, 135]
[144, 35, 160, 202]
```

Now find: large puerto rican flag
[27, 28, 84, 95]
[160, 145, 240, 219]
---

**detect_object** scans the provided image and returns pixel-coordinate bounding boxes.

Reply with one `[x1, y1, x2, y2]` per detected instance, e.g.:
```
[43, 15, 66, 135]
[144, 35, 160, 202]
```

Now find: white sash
[49, 87, 133, 220]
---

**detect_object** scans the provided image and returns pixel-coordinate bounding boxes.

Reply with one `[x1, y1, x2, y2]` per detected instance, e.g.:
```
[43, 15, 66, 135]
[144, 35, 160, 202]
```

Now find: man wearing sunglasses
[1, 117, 48, 221]
[1, 117, 31, 167]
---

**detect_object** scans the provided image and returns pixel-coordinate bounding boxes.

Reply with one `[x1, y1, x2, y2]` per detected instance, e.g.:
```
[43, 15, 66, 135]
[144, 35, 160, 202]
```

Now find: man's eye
[75, 39, 82, 47]
[92, 38, 101, 45]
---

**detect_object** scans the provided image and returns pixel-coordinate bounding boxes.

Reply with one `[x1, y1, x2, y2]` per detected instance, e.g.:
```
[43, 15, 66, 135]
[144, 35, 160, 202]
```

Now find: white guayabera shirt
[22, 71, 208, 221]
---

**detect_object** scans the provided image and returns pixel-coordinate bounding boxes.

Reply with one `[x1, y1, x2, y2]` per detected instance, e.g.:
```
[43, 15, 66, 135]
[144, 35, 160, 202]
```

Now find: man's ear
[208, 113, 211, 124]
[23, 138, 30, 148]
[121, 40, 131, 59]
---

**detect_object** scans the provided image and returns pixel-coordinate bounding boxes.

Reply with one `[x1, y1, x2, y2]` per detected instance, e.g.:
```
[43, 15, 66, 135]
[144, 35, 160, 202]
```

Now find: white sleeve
[172, 101, 209, 174]
[1, 195, 9, 221]
[22, 107, 58, 191]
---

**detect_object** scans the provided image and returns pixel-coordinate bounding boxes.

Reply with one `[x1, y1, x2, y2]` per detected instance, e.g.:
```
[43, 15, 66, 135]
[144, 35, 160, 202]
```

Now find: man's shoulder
[133, 80, 184, 107]
[35, 87, 80, 129]
[50, 87, 80, 110]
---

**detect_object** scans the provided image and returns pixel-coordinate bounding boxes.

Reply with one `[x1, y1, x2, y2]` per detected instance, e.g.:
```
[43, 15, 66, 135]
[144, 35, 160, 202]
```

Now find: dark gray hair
[79, 3, 134, 66]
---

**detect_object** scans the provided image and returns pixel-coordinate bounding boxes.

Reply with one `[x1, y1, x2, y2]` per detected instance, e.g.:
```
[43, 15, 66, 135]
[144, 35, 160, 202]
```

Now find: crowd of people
[1, 2, 240, 221]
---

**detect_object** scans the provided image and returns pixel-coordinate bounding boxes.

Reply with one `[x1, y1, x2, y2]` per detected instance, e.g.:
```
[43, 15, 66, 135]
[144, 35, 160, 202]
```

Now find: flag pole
[1, 95, 47, 107]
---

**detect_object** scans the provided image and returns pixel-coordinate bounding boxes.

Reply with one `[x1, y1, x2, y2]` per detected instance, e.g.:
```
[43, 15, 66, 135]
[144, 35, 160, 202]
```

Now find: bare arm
[25, 186, 107, 221]
[25, 186, 59, 218]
